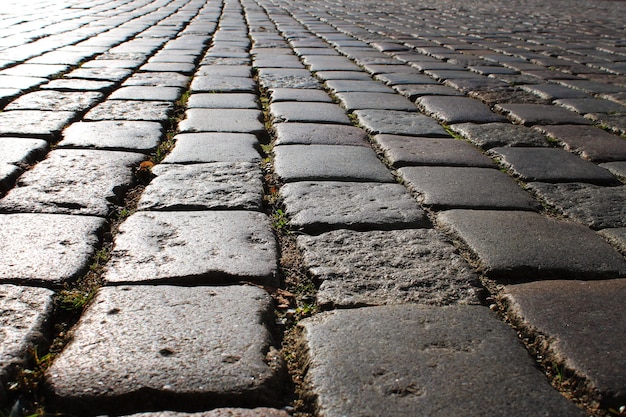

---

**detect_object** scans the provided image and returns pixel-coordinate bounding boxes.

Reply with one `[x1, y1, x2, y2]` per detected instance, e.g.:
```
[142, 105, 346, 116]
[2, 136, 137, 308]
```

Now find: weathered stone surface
[0, 138, 48, 166]
[335, 92, 417, 112]
[449, 122, 550, 149]
[84, 100, 173, 122]
[41, 79, 115, 92]
[59, 121, 163, 153]
[0, 213, 106, 286]
[495, 103, 592, 126]
[5, 91, 102, 112]
[554, 98, 626, 114]
[104, 211, 277, 285]
[490, 147, 618, 184]
[190, 76, 257, 93]
[187, 93, 259, 109]
[503, 279, 626, 403]
[585, 112, 626, 136]
[123, 408, 290, 417]
[281, 182, 426, 233]
[533, 125, 626, 162]
[399, 166, 540, 210]
[374, 135, 494, 168]
[66, 67, 133, 82]
[353, 109, 448, 136]
[273, 145, 393, 183]
[520, 84, 590, 100]
[0, 110, 76, 140]
[304, 55, 361, 71]
[137, 162, 263, 211]
[122, 72, 190, 88]
[393, 84, 465, 99]
[268, 88, 332, 103]
[300, 305, 584, 417]
[46, 285, 284, 415]
[314, 70, 372, 81]
[527, 182, 626, 229]
[0, 149, 144, 216]
[274, 123, 368, 146]
[297, 229, 480, 307]
[599, 227, 626, 255]
[417, 96, 505, 124]
[437, 209, 626, 280]
[179, 109, 264, 134]
[109, 86, 182, 101]
[269, 102, 351, 124]
[600, 161, 626, 182]
[163, 133, 260, 164]
[375, 72, 436, 85]
[325, 79, 395, 93]
[256, 68, 320, 89]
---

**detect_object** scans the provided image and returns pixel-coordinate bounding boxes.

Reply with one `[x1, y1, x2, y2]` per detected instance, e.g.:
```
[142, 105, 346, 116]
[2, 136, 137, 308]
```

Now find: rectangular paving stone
[109, 86, 182, 101]
[534, 124, 626, 162]
[374, 134, 495, 168]
[335, 92, 417, 112]
[104, 211, 277, 286]
[494, 103, 592, 126]
[179, 109, 264, 134]
[299, 304, 584, 417]
[503, 279, 626, 405]
[84, 100, 173, 122]
[137, 162, 263, 211]
[303, 55, 361, 71]
[5, 91, 103, 112]
[269, 102, 351, 125]
[325, 79, 396, 94]
[256, 68, 320, 89]
[122, 72, 190, 88]
[448, 122, 549, 149]
[353, 109, 448, 137]
[0, 110, 76, 140]
[280, 181, 427, 233]
[162, 133, 261, 164]
[0, 137, 48, 166]
[399, 166, 540, 210]
[45, 285, 284, 415]
[437, 209, 626, 280]
[490, 147, 618, 185]
[268, 88, 332, 103]
[393, 84, 466, 100]
[187, 93, 259, 109]
[41, 79, 116, 92]
[297, 229, 481, 307]
[190, 76, 257, 93]
[417, 96, 506, 124]
[58, 121, 163, 153]
[274, 123, 368, 146]
[0, 149, 144, 217]
[273, 144, 394, 183]
[123, 408, 290, 417]
[0, 213, 106, 286]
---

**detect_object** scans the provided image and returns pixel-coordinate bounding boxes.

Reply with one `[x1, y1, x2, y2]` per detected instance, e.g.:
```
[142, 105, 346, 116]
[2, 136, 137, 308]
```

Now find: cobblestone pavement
[0, 0, 625, 415]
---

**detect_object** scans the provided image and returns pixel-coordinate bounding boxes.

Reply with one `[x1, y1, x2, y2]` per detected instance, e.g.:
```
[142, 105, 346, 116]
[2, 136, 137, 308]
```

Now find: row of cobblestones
[0, 0, 625, 416]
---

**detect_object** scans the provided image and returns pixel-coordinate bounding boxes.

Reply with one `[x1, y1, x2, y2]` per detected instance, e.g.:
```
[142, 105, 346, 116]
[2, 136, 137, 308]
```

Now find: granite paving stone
[41, 79, 116, 92]
[273, 145, 394, 183]
[353, 109, 449, 137]
[190, 76, 257, 93]
[324, 79, 396, 93]
[314, 70, 372, 81]
[437, 209, 626, 280]
[0, 149, 144, 216]
[503, 279, 626, 404]
[449, 122, 550, 149]
[108, 86, 182, 101]
[554, 98, 626, 114]
[490, 147, 618, 184]
[417, 96, 506, 124]
[297, 229, 480, 307]
[533, 125, 626, 162]
[303, 55, 361, 72]
[256, 68, 320, 89]
[0, 64, 69, 78]
[526, 182, 626, 229]
[335, 91, 417, 112]
[374, 135, 495, 168]
[58, 121, 163, 153]
[84, 100, 173, 122]
[179, 109, 264, 134]
[0, 213, 106, 286]
[123, 409, 290, 417]
[374, 72, 437, 85]
[45, 285, 284, 415]
[269, 102, 351, 124]
[584, 112, 626, 136]
[162, 133, 261, 164]
[268, 88, 332, 103]
[137, 162, 263, 211]
[104, 211, 277, 285]
[280, 181, 427, 233]
[274, 123, 368, 146]
[122, 72, 190, 88]
[4, 91, 103, 112]
[187, 93, 259, 109]
[0, 110, 76, 140]
[299, 304, 584, 417]
[495, 103, 592, 126]
[519, 84, 591, 100]
[65, 67, 133, 82]
[0, 75, 47, 90]
[399, 166, 540, 210]
[599, 161, 626, 182]
[0, 284, 54, 404]
[599, 228, 626, 255]
[0, 138, 48, 166]
[393, 84, 465, 100]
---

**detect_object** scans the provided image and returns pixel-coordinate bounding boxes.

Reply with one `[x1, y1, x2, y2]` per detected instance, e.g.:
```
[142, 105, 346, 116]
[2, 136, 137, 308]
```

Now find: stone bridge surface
[0, 0, 625, 416]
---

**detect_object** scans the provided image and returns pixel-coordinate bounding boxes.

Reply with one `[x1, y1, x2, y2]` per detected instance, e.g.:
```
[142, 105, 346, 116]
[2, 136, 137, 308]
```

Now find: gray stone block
[0, 149, 143, 216]
[437, 209, 626, 280]
[554, 98, 626, 115]
[179, 109, 264, 134]
[109, 86, 182, 101]
[495, 103, 592, 126]
[0, 213, 106, 286]
[122, 72, 190, 88]
[162, 133, 260, 164]
[0, 110, 76, 140]
[520, 84, 591, 100]
[190, 76, 257, 93]
[297, 229, 480, 307]
[0, 138, 48, 166]
[600, 161, 626, 182]
[66, 67, 133, 82]
[41, 79, 115, 92]
[535, 125, 626, 162]
[187, 93, 259, 109]
[281, 181, 427, 233]
[449, 122, 551, 149]
[399, 166, 540, 210]
[353, 109, 448, 137]
[417, 96, 506, 124]
[85, 100, 173, 122]
[273, 144, 394, 182]
[335, 92, 417, 112]
[137, 162, 263, 211]
[504, 279, 626, 403]
[5, 91, 102, 112]
[299, 305, 585, 417]
[269, 102, 351, 124]
[104, 211, 277, 285]
[256, 68, 320, 89]
[325, 79, 395, 93]
[268, 88, 332, 103]
[45, 285, 284, 415]
[491, 147, 618, 184]
[374, 134, 494, 168]
[59, 121, 163, 153]
[123, 409, 290, 417]
[393, 84, 465, 100]
[599, 227, 626, 255]
[274, 123, 368, 146]
[303, 55, 361, 71]
[375, 72, 437, 85]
